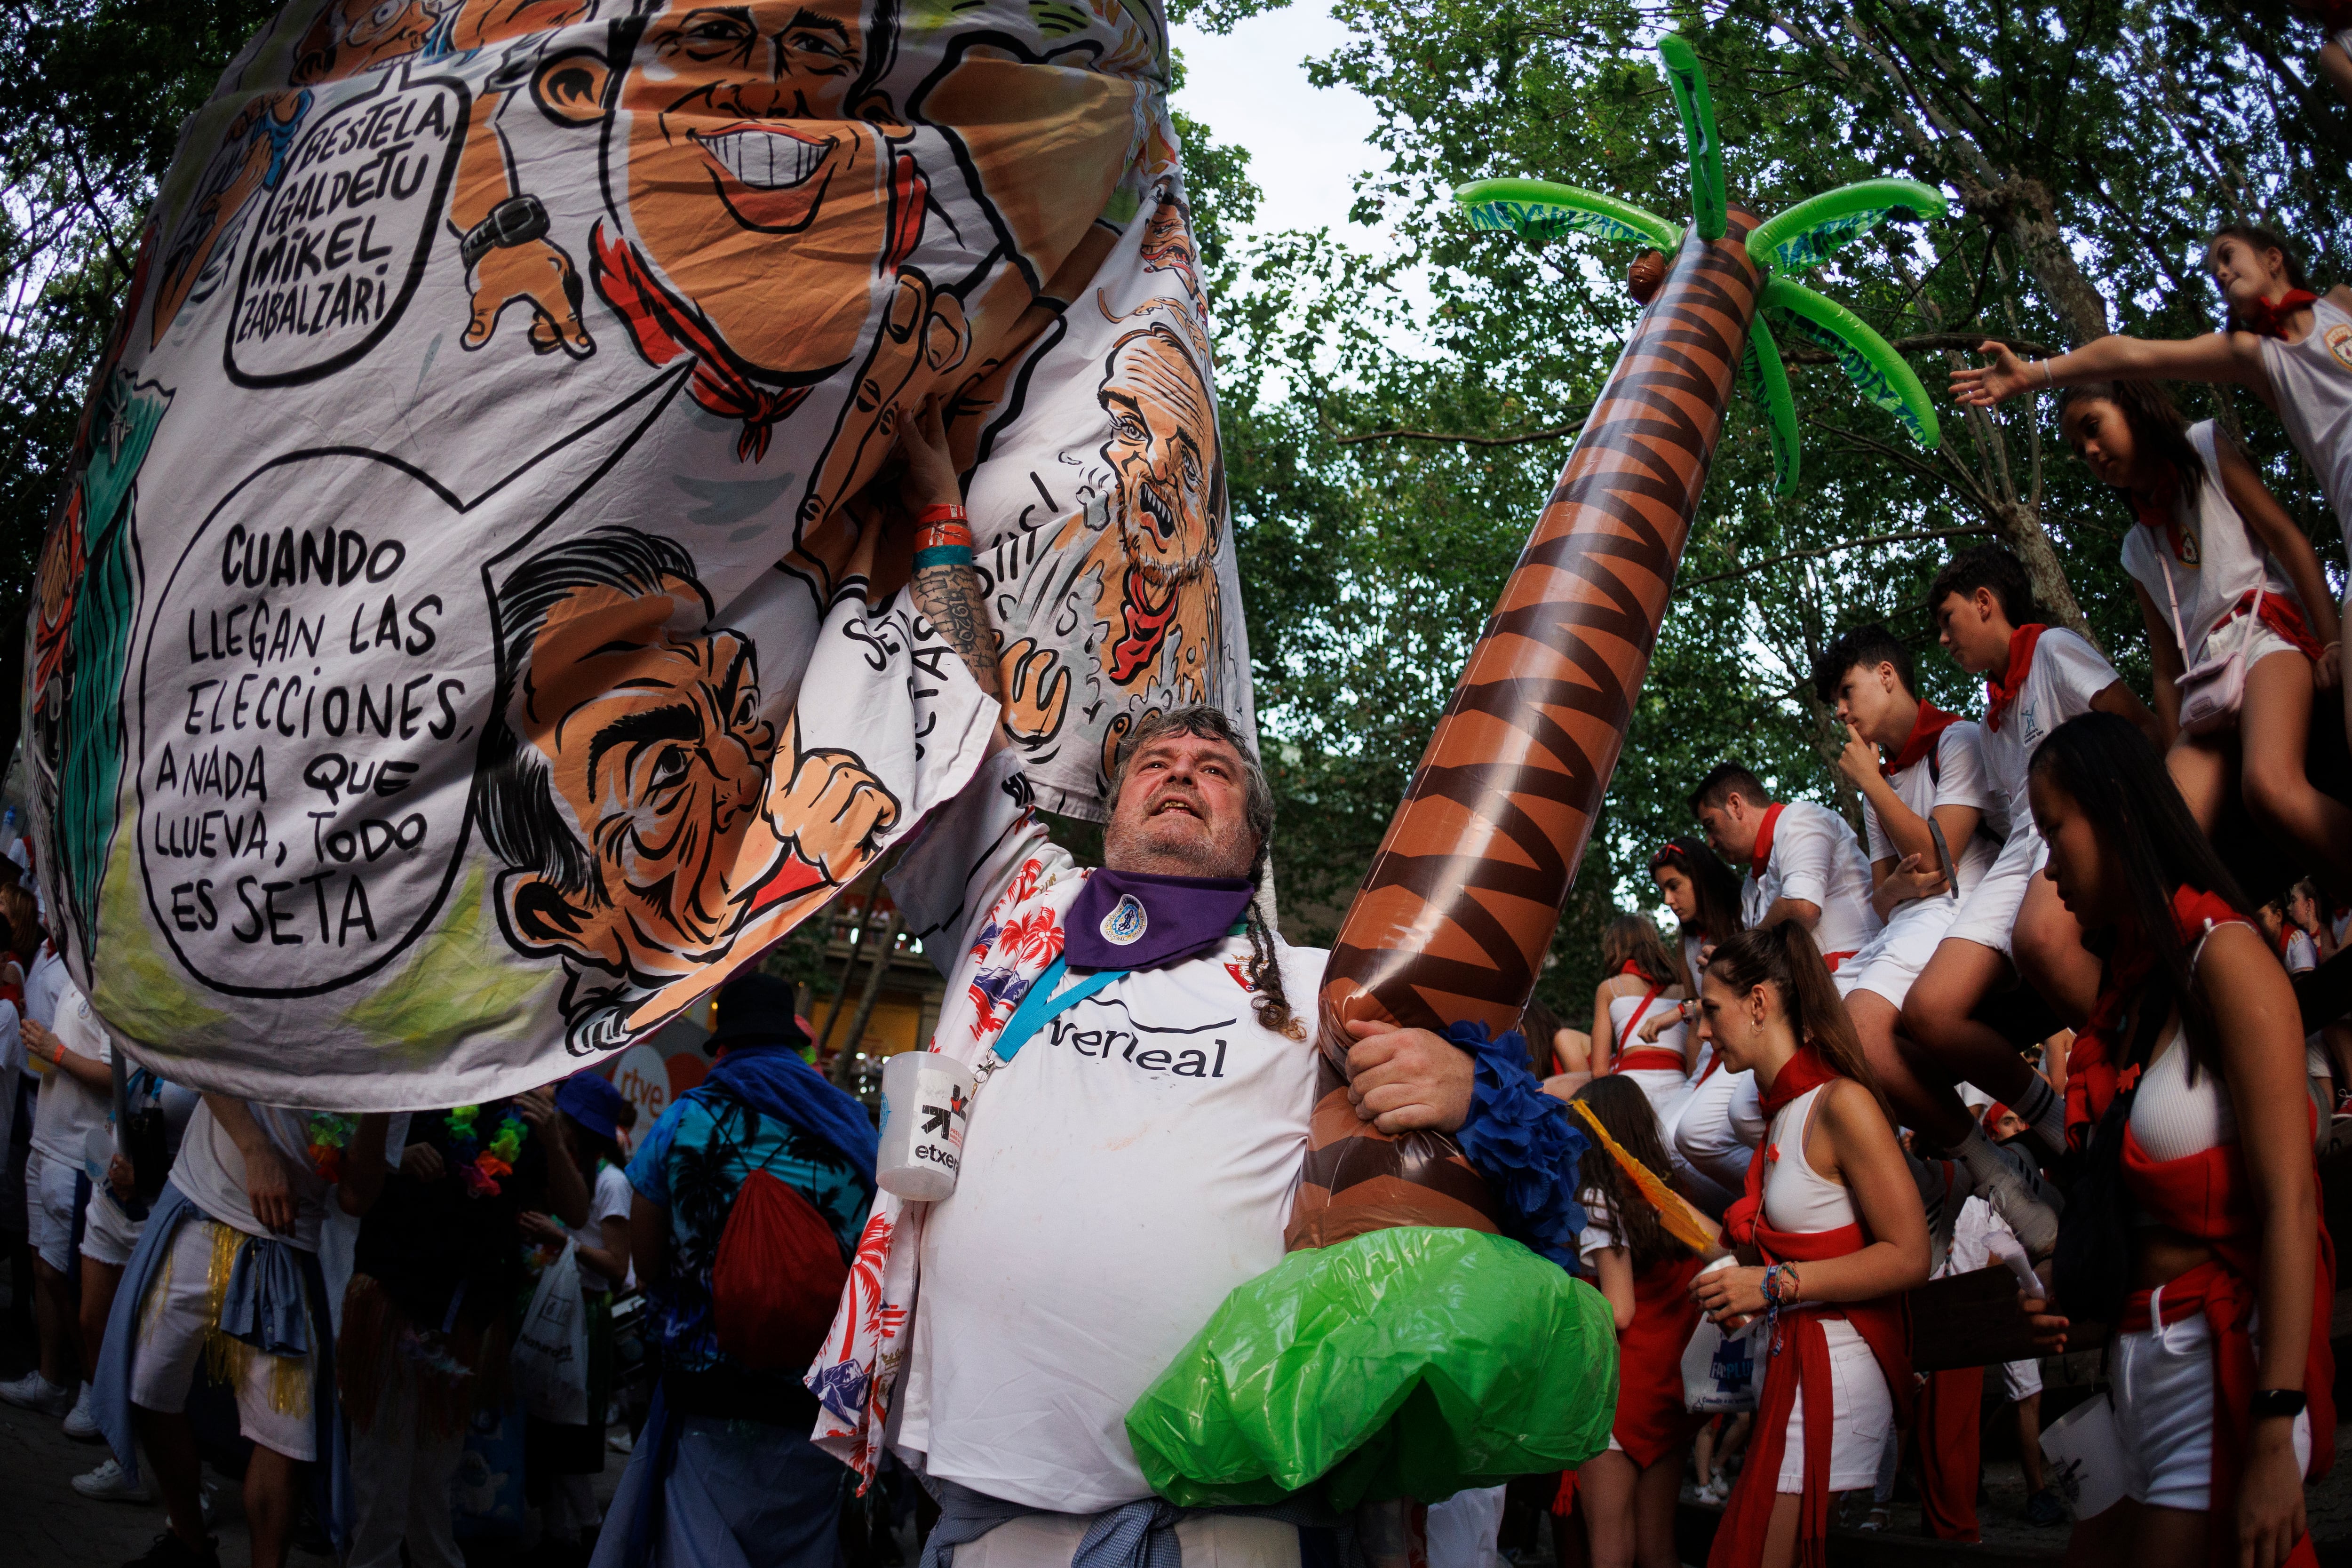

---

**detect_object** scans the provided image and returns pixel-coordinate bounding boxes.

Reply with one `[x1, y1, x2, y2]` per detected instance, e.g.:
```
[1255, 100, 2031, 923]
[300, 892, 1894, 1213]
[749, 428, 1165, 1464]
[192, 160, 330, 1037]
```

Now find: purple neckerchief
[1063, 867, 1254, 972]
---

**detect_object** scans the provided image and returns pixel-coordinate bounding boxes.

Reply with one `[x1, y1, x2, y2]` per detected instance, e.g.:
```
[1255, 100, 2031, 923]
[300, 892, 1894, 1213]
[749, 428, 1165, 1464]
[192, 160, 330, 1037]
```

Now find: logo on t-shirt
[1101, 894, 1148, 946]
[2326, 322, 2352, 373]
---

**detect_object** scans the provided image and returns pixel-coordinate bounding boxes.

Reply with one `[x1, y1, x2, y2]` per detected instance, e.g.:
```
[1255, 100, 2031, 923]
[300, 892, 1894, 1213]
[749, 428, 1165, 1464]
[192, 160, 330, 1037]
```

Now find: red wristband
[916, 519, 974, 552]
[916, 503, 968, 525]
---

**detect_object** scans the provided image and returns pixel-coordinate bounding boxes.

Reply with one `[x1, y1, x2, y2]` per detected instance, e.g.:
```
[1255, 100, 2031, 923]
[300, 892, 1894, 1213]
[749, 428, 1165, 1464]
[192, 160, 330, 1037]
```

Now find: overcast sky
[1168, 1, 1388, 247]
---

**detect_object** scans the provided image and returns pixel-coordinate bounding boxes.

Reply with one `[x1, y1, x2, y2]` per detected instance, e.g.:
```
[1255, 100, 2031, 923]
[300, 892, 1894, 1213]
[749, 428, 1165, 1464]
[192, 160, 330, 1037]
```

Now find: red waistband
[1615, 1048, 1687, 1074]
[2120, 1258, 2231, 1334]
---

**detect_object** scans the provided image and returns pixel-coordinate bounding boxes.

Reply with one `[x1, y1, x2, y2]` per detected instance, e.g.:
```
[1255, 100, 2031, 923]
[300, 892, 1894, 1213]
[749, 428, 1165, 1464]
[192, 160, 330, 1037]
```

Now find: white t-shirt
[1862, 719, 2002, 900]
[30, 980, 111, 1166]
[1739, 800, 1882, 959]
[1576, 1191, 1621, 1269]
[23, 945, 66, 1030]
[2257, 295, 2352, 553]
[900, 933, 1323, 1512]
[2120, 423, 2304, 663]
[1979, 628, 2122, 840]
[170, 1098, 335, 1252]
[2287, 930, 2320, 975]
[578, 1162, 634, 1290]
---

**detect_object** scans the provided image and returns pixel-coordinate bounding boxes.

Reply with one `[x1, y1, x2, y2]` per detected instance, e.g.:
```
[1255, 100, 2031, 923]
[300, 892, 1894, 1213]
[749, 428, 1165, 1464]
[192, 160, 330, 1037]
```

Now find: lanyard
[991, 955, 1126, 1065]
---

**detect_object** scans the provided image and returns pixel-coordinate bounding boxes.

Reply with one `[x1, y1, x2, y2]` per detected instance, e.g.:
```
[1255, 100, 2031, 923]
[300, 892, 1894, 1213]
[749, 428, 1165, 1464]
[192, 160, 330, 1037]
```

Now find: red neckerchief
[2062, 886, 2246, 1150]
[1759, 1042, 1840, 1123]
[1747, 802, 1787, 883]
[1883, 703, 1960, 779]
[1982, 623, 2047, 733]
[2232, 288, 2320, 340]
[1106, 567, 1182, 683]
[1618, 961, 1645, 978]
[2130, 469, 2196, 565]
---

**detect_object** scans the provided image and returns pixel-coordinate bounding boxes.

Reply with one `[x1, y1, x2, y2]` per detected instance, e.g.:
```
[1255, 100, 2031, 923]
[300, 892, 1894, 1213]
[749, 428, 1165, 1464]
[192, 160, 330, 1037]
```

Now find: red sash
[2213, 588, 2324, 662]
[1615, 1047, 1688, 1074]
[2064, 887, 2244, 1150]
[1711, 1063, 1911, 1568]
[1610, 980, 1669, 1072]
[1915, 1366, 1985, 1542]
[1883, 703, 1960, 779]
[2120, 1122, 2336, 1564]
[1613, 1253, 1708, 1467]
[1983, 623, 2048, 733]
[1749, 803, 1786, 883]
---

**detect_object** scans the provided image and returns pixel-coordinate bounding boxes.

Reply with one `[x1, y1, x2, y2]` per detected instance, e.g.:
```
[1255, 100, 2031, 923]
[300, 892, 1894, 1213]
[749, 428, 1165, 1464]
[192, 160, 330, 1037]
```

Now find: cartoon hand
[998, 639, 1069, 746]
[464, 240, 592, 358]
[775, 748, 900, 883]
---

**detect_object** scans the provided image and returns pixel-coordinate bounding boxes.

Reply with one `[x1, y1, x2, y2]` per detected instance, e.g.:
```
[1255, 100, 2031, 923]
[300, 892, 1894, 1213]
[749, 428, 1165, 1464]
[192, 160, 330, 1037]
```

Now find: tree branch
[1678, 526, 1993, 589]
[1334, 410, 1591, 447]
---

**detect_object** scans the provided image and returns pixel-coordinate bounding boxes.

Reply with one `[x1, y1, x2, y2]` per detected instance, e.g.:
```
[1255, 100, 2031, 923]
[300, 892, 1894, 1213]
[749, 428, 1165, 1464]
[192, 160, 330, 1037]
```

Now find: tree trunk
[1990, 499, 2093, 643]
[828, 909, 902, 1089]
[1290, 210, 1769, 1250]
[1953, 172, 2111, 348]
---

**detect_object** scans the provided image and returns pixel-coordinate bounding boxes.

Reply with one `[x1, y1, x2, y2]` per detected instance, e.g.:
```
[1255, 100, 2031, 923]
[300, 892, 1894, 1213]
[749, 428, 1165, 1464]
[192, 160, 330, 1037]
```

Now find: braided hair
[1109, 705, 1303, 1040]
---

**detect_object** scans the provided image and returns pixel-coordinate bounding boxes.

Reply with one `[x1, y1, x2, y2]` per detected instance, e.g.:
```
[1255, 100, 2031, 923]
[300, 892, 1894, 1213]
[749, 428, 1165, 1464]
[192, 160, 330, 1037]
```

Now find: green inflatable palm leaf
[1745, 179, 1948, 275]
[1655, 34, 1727, 242]
[1741, 324, 1801, 495]
[1454, 179, 1680, 253]
[1765, 277, 1940, 449]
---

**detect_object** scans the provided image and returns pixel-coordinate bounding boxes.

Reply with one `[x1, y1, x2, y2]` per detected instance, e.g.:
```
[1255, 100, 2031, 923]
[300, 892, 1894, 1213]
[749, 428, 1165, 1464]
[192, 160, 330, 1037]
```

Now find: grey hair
[1108, 705, 1275, 880]
[1107, 705, 1301, 1040]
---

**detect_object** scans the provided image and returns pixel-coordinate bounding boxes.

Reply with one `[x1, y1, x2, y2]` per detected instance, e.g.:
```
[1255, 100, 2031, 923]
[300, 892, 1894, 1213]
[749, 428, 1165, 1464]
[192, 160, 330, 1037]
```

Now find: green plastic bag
[1125, 1227, 1618, 1509]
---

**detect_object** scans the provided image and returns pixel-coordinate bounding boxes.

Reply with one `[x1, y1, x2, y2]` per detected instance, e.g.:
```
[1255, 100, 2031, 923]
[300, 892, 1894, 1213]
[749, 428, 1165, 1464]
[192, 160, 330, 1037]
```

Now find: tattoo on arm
[913, 561, 1002, 697]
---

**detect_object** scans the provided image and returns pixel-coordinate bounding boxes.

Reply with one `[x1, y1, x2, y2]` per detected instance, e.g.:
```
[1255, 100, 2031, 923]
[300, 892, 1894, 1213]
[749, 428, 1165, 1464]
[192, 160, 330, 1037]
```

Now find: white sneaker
[0, 1369, 73, 1417]
[72, 1457, 152, 1502]
[1958, 1127, 2062, 1258]
[63, 1381, 100, 1440]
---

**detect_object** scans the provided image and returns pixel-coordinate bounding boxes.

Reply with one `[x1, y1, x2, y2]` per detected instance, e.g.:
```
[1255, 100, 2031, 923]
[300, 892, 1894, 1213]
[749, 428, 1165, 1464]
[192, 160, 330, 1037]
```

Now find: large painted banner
[27, 0, 1249, 1107]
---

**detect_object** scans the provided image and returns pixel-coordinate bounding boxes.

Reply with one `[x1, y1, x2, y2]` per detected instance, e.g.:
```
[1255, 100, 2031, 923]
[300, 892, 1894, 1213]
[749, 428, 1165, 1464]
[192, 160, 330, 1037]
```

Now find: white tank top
[2119, 422, 2302, 664]
[2256, 295, 2352, 552]
[2128, 1022, 2237, 1163]
[1761, 1084, 1859, 1233]
[1608, 990, 1686, 1065]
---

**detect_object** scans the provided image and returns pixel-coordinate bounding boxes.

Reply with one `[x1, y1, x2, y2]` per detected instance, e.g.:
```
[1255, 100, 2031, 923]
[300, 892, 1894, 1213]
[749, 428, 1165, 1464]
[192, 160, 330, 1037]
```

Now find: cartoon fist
[464, 239, 593, 358]
[773, 748, 899, 883]
[998, 639, 1070, 747]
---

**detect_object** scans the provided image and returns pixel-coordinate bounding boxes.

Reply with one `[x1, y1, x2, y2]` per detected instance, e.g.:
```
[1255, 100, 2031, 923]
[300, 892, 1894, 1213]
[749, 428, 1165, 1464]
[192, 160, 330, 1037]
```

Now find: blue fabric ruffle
[1446, 1020, 1589, 1270]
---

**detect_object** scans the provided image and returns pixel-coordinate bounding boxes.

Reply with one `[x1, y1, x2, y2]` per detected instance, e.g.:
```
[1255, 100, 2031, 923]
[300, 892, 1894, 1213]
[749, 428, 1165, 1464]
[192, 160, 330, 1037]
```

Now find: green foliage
[1210, 0, 2349, 1022]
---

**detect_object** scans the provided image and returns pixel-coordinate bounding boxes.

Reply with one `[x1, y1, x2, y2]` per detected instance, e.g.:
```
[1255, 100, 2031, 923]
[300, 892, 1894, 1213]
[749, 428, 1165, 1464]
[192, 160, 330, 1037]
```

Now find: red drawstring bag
[710, 1167, 850, 1371]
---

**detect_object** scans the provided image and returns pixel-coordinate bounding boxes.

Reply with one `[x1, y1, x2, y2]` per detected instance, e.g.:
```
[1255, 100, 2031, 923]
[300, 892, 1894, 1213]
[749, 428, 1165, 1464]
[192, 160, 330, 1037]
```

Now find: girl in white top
[1684, 922, 1935, 1568]
[1589, 914, 1693, 1090]
[1952, 223, 2352, 746]
[2029, 710, 2323, 1567]
[2054, 381, 2352, 888]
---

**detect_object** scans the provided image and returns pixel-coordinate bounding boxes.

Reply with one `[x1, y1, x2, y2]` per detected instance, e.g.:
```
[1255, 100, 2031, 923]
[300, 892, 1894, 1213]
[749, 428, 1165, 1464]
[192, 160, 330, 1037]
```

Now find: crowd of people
[3, 217, 2352, 1568]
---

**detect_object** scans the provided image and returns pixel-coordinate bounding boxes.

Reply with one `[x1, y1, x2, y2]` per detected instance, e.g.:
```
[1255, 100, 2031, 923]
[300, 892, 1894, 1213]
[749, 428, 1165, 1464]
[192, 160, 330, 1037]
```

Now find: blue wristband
[913, 544, 975, 569]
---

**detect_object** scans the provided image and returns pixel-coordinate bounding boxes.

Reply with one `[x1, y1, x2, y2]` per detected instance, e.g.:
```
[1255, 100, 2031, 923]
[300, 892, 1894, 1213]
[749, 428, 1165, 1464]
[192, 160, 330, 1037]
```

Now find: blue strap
[993, 956, 1125, 1065]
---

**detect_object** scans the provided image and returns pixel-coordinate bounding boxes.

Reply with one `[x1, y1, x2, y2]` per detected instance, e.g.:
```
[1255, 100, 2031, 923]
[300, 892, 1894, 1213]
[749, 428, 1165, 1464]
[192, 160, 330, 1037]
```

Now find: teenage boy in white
[0, 979, 110, 1421]
[1895, 546, 2161, 1252]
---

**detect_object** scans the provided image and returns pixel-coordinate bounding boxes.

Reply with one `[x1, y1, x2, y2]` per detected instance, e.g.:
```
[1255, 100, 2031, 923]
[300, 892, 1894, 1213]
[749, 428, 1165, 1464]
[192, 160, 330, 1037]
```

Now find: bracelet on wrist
[913, 543, 976, 570]
[2038, 359, 2055, 387]
[916, 503, 968, 525]
[916, 519, 975, 553]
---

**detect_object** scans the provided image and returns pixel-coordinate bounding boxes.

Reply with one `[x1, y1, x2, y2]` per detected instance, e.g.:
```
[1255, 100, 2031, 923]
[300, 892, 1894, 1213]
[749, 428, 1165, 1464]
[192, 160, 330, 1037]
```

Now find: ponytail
[1705, 921, 1891, 1118]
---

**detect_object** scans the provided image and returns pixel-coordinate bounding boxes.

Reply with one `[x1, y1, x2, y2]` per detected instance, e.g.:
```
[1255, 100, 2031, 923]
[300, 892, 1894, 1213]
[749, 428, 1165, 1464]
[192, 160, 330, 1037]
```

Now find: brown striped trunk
[1286, 209, 1766, 1250]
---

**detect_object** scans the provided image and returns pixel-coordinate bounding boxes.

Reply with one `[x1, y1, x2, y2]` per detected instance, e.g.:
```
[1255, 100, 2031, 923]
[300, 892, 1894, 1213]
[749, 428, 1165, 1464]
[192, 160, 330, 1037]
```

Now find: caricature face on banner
[25, 0, 1249, 1107]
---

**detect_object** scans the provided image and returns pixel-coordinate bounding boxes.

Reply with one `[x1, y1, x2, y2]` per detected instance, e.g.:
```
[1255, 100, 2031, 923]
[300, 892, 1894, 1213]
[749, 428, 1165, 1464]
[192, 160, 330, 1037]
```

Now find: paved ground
[1, 1287, 625, 1567]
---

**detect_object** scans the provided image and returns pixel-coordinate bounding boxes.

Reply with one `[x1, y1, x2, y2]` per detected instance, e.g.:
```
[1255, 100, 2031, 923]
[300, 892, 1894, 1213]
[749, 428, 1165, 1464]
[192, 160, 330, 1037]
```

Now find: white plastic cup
[875, 1051, 976, 1201]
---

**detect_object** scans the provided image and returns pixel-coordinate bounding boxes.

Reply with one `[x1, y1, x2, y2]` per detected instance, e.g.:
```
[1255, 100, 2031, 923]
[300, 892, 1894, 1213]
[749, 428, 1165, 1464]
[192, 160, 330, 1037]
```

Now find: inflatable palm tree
[1299, 36, 1949, 1184]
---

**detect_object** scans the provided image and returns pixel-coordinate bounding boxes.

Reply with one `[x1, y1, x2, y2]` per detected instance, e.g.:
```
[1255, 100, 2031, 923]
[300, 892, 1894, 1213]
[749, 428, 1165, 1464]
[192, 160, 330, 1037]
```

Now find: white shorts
[1941, 831, 2044, 958]
[1776, 1318, 1894, 1493]
[130, 1218, 318, 1461]
[2113, 1307, 2309, 1512]
[2000, 1357, 2042, 1402]
[24, 1147, 80, 1272]
[960, 1512, 1300, 1568]
[1836, 899, 1958, 1009]
[81, 1186, 143, 1269]
[1674, 1067, 1764, 1202]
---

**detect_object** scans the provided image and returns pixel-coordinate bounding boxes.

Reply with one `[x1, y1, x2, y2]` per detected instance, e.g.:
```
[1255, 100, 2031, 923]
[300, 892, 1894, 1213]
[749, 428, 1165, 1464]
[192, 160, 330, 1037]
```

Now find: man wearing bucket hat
[592, 970, 879, 1568]
[803, 408, 1588, 1566]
